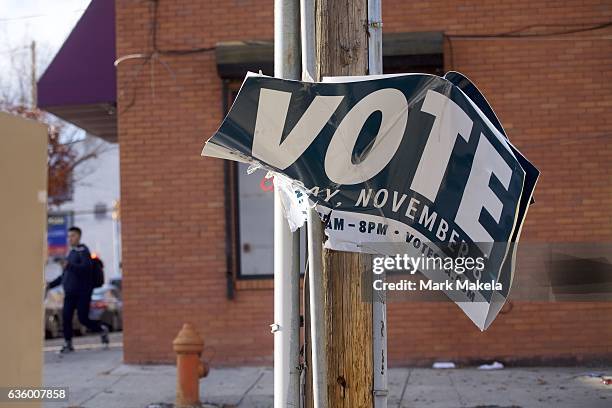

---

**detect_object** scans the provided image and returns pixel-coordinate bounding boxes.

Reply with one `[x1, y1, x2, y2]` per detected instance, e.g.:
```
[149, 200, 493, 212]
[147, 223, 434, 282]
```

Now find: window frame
[222, 81, 275, 282]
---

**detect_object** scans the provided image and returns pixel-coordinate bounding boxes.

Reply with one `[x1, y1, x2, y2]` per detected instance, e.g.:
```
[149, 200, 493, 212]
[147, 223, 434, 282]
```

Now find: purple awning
[37, 0, 117, 142]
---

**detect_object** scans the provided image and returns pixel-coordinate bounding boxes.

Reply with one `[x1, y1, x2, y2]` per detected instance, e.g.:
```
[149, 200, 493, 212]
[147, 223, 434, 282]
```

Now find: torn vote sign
[202, 72, 539, 330]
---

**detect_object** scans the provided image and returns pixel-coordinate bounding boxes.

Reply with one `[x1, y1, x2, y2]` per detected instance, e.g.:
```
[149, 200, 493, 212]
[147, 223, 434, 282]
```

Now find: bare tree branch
[0, 36, 111, 206]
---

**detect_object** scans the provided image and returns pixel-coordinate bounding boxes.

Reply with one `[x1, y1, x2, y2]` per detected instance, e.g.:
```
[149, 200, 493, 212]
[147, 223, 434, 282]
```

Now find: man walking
[48, 227, 109, 353]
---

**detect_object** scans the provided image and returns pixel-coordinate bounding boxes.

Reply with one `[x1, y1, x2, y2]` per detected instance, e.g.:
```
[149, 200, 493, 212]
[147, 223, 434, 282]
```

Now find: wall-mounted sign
[202, 72, 539, 330]
[47, 213, 71, 257]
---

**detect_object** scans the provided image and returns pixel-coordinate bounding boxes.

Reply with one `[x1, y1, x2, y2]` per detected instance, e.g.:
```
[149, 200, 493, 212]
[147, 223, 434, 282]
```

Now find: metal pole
[300, 1, 327, 406]
[306, 206, 327, 408]
[367, 1, 387, 407]
[273, 1, 301, 407]
[300, 0, 315, 82]
[273, 194, 301, 407]
[368, 0, 383, 75]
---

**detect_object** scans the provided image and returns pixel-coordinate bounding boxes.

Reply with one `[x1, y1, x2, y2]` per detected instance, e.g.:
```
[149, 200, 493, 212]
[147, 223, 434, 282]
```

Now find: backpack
[91, 258, 105, 288]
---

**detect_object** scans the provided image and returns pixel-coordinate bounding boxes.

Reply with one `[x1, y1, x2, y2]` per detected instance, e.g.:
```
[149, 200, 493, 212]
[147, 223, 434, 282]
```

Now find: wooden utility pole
[30, 41, 37, 108]
[314, 1, 373, 406]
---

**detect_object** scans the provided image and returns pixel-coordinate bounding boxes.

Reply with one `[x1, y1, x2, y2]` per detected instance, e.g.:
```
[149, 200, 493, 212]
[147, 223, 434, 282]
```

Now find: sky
[0, 0, 91, 102]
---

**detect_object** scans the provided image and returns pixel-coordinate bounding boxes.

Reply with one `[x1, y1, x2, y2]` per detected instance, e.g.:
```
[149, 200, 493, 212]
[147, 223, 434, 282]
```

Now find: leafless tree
[0, 34, 113, 208]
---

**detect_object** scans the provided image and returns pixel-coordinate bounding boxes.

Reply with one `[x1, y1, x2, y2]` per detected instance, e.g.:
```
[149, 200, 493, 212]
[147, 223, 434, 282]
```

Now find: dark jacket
[48, 244, 94, 294]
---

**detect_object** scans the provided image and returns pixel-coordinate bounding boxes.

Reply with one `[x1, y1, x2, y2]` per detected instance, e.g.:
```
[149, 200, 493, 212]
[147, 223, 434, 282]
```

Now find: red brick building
[42, 0, 612, 365]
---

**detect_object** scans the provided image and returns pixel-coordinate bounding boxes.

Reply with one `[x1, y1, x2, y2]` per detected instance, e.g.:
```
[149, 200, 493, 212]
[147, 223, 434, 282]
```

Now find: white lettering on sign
[410, 90, 473, 201]
[324, 88, 408, 185]
[455, 134, 513, 256]
[250, 87, 514, 243]
[252, 88, 343, 170]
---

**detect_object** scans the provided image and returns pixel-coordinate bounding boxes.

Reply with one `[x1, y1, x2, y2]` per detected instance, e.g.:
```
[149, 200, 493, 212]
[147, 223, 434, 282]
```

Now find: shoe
[59, 342, 74, 354]
[101, 325, 110, 346]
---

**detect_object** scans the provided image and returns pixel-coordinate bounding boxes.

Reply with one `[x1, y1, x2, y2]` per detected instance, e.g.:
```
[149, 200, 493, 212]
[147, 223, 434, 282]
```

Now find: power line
[445, 20, 612, 69]
[447, 21, 612, 39]
[0, 45, 28, 55]
[0, 9, 86, 23]
[149, 0, 215, 55]
[115, 0, 216, 115]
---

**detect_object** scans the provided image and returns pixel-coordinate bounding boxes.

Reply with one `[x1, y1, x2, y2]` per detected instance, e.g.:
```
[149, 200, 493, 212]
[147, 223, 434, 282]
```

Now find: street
[42, 333, 612, 408]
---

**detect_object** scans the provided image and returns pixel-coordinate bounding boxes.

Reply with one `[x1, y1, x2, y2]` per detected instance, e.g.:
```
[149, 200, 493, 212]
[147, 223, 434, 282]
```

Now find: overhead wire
[448, 21, 612, 39]
[117, 2, 611, 112]
[115, 0, 216, 114]
[0, 9, 85, 23]
[445, 20, 612, 70]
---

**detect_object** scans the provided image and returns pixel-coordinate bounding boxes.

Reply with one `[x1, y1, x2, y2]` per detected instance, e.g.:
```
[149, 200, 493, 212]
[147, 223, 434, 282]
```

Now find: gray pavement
[43, 335, 612, 408]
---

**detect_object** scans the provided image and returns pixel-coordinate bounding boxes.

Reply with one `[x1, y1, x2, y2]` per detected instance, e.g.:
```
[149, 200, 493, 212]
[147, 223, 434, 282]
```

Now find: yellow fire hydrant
[173, 323, 209, 407]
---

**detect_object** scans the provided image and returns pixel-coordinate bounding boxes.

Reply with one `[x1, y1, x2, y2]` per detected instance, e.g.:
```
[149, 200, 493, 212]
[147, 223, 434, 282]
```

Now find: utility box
[0, 112, 47, 408]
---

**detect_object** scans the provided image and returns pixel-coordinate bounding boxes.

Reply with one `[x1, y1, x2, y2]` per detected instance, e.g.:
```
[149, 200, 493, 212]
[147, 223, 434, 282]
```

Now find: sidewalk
[43, 346, 612, 408]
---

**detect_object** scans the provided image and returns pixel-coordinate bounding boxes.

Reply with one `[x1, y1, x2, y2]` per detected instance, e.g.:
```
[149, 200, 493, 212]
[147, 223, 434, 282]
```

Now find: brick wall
[115, 0, 612, 365]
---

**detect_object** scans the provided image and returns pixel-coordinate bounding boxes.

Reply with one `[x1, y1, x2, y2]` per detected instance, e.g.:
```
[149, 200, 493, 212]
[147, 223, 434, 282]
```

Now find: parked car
[44, 287, 86, 339]
[109, 277, 122, 291]
[44, 284, 123, 338]
[44, 288, 62, 339]
[89, 284, 123, 332]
